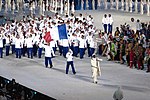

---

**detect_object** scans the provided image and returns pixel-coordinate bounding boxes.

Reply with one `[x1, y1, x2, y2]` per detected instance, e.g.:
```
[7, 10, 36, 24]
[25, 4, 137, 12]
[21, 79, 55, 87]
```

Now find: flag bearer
[42, 42, 54, 68]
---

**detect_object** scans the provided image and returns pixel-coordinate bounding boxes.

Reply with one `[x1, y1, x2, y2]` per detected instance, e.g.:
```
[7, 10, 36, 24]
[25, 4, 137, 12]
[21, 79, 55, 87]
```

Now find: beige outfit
[91, 57, 102, 83]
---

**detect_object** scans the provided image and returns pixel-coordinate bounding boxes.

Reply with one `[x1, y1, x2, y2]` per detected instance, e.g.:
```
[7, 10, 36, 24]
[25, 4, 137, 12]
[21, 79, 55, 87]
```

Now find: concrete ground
[0, 6, 150, 100]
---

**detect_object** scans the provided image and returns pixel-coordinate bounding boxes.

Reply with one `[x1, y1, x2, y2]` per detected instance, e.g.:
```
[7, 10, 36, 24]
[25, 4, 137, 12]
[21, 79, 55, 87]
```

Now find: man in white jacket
[25, 34, 33, 59]
[102, 14, 108, 33]
[66, 49, 76, 74]
[91, 54, 102, 84]
[5, 34, 11, 56]
[15, 34, 22, 59]
[42, 42, 54, 68]
[79, 35, 86, 59]
[108, 14, 113, 33]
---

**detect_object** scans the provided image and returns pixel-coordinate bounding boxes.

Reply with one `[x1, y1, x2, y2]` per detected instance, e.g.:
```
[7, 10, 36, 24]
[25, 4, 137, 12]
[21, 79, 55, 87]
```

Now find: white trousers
[92, 67, 98, 83]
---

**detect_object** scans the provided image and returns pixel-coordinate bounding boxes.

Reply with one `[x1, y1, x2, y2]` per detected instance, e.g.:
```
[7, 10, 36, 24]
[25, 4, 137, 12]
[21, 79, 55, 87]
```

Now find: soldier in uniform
[91, 54, 102, 84]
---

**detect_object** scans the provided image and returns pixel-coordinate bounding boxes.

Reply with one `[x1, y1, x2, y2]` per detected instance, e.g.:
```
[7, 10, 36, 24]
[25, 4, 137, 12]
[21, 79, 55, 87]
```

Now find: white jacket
[25, 37, 33, 48]
[102, 17, 108, 25]
[71, 36, 79, 47]
[66, 50, 73, 62]
[79, 38, 86, 48]
[89, 39, 95, 48]
[5, 36, 10, 45]
[62, 39, 69, 47]
[43, 44, 54, 57]
[15, 38, 22, 48]
[108, 17, 113, 25]
[91, 57, 102, 76]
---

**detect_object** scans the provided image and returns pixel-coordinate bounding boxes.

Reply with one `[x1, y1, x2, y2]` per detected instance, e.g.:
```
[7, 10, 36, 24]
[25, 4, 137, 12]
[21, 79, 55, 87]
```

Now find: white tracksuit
[91, 57, 102, 83]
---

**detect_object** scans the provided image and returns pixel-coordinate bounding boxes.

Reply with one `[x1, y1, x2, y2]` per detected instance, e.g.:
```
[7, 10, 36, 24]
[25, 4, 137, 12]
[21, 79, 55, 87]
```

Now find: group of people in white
[0, 12, 102, 83]
[102, 13, 113, 33]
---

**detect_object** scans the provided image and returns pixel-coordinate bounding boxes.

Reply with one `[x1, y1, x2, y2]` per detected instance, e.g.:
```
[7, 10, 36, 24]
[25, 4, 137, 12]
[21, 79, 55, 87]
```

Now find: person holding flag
[42, 42, 54, 68]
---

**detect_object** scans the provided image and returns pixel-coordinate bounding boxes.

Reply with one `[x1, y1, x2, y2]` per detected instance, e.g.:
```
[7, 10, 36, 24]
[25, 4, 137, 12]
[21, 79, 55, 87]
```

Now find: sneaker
[50, 65, 53, 68]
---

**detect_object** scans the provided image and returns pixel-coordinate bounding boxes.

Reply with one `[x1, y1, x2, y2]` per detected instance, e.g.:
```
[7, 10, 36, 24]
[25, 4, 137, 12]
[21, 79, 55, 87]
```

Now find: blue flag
[58, 24, 68, 39]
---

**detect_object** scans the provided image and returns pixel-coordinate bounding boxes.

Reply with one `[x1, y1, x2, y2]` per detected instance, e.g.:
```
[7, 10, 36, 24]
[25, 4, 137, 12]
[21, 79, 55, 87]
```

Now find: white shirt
[108, 16, 113, 25]
[32, 35, 39, 45]
[136, 22, 142, 31]
[91, 57, 102, 67]
[71, 36, 79, 47]
[90, 39, 95, 48]
[62, 39, 69, 47]
[66, 50, 73, 62]
[79, 38, 86, 48]
[102, 17, 108, 24]
[86, 35, 93, 45]
[38, 39, 44, 48]
[58, 40, 63, 46]
[50, 40, 56, 48]
[5, 36, 10, 45]
[25, 37, 33, 48]
[11, 35, 16, 45]
[15, 38, 22, 48]
[43, 44, 53, 57]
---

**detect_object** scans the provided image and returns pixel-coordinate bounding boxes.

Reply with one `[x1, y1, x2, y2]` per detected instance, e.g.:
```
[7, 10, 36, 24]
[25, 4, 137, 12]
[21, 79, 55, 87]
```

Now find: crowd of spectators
[0, 76, 55, 100]
[99, 18, 150, 72]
